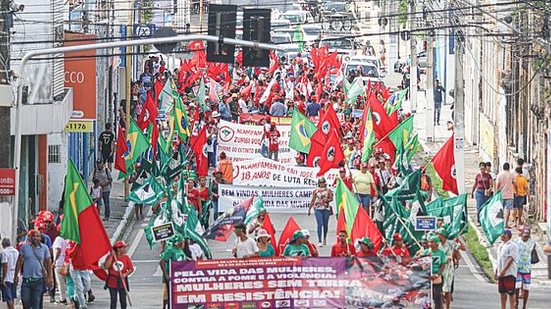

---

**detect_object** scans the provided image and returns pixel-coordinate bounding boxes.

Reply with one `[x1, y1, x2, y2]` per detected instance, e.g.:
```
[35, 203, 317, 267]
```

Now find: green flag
[361, 108, 376, 163]
[125, 118, 151, 166]
[144, 205, 171, 248]
[335, 178, 360, 235]
[346, 78, 366, 104]
[173, 96, 191, 140]
[343, 76, 351, 96]
[293, 24, 304, 51]
[159, 79, 177, 114]
[289, 109, 317, 153]
[441, 194, 468, 238]
[384, 89, 407, 115]
[244, 197, 265, 225]
[479, 190, 504, 245]
[387, 115, 414, 149]
[128, 176, 165, 205]
[196, 78, 208, 113]
[384, 170, 423, 202]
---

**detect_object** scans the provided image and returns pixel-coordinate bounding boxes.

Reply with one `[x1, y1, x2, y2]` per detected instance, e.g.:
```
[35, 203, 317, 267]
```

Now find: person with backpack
[93, 160, 113, 221]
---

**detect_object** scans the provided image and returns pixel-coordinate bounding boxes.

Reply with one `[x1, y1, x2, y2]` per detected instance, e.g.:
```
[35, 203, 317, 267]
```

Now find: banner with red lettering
[170, 256, 432, 308]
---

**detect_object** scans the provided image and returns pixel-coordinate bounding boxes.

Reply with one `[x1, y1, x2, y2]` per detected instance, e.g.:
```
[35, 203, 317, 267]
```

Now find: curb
[110, 202, 135, 243]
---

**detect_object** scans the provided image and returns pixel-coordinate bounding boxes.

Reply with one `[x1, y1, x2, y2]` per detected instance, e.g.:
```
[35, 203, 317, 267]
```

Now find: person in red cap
[104, 241, 134, 309]
[267, 122, 281, 162]
[295, 153, 306, 166]
[333, 167, 353, 191]
[382, 233, 410, 264]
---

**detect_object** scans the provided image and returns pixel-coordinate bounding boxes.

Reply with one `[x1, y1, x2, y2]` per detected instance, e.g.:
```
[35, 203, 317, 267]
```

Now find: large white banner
[219, 184, 336, 213]
[232, 157, 339, 187]
[217, 120, 297, 165]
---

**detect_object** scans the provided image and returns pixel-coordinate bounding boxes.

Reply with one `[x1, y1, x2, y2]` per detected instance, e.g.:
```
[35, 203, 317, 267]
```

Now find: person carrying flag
[355, 237, 378, 258]
[331, 230, 356, 257]
[382, 233, 410, 264]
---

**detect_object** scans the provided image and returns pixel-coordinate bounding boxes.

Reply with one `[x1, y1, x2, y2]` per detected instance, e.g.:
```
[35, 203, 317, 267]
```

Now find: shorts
[498, 275, 516, 294]
[515, 272, 531, 290]
[514, 196, 526, 209]
[101, 151, 114, 163]
[503, 199, 514, 210]
[1, 281, 16, 302]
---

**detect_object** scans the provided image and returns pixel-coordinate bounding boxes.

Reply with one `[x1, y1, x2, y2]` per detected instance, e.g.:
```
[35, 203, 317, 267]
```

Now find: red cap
[270, 121, 276, 126]
[265, 116, 271, 121]
[392, 233, 403, 241]
[113, 240, 128, 249]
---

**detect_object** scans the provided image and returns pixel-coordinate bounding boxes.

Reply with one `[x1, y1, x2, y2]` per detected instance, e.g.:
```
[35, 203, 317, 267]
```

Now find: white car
[302, 24, 323, 43]
[319, 37, 355, 59]
[343, 61, 385, 85]
[348, 55, 383, 72]
[279, 10, 315, 24]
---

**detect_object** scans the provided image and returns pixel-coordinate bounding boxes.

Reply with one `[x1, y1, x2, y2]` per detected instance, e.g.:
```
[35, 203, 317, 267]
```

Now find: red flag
[277, 216, 301, 256]
[374, 136, 396, 165]
[154, 79, 164, 104]
[306, 132, 325, 167]
[150, 122, 159, 158]
[240, 83, 253, 101]
[431, 135, 458, 194]
[261, 213, 279, 256]
[137, 92, 158, 130]
[368, 93, 397, 139]
[114, 126, 127, 173]
[316, 104, 341, 137]
[268, 51, 279, 74]
[336, 207, 346, 237]
[317, 129, 344, 176]
[190, 126, 209, 177]
[350, 206, 383, 251]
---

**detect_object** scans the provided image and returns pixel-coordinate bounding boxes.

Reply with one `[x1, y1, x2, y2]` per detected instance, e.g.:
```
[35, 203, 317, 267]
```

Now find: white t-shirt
[238, 99, 248, 113]
[52, 236, 69, 267]
[497, 240, 519, 277]
[234, 237, 259, 258]
[189, 243, 204, 261]
[1, 246, 19, 283]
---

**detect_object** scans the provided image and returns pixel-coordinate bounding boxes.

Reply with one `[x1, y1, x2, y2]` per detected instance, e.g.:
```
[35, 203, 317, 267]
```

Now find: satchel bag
[530, 245, 540, 264]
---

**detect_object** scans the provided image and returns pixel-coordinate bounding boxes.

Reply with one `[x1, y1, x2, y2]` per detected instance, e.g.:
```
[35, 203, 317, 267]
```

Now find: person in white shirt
[187, 239, 204, 261]
[52, 235, 69, 303]
[1, 238, 19, 309]
[232, 224, 259, 259]
[496, 229, 519, 309]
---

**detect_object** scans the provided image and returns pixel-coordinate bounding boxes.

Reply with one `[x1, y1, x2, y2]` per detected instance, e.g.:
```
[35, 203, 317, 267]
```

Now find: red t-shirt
[331, 243, 356, 257]
[355, 250, 378, 258]
[333, 176, 353, 191]
[306, 241, 319, 257]
[187, 188, 200, 212]
[268, 130, 281, 151]
[106, 254, 134, 289]
[382, 246, 410, 258]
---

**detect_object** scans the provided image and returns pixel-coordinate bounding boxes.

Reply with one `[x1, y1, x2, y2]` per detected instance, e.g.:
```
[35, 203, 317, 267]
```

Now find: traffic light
[207, 4, 237, 64]
[242, 8, 271, 68]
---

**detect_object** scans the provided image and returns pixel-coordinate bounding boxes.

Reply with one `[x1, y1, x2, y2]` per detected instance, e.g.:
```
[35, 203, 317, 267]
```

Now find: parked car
[279, 10, 315, 24]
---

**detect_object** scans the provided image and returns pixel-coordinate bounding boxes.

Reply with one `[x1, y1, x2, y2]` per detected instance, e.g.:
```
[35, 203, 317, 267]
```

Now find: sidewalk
[409, 86, 550, 287]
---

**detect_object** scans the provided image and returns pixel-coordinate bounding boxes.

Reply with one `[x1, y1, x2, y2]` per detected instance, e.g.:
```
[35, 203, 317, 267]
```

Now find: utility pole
[453, 34, 465, 194]
[408, 0, 418, 113]
[0, 0, 11, 168]
[425, 35, 435, 141]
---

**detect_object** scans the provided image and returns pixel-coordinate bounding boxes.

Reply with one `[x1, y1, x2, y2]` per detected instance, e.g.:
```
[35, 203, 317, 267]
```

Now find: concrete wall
[47, 132, 69, 211]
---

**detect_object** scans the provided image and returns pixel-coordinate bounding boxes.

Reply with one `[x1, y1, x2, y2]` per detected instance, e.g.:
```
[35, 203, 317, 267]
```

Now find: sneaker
[318, 242, 323, 247]
[58, 299, 68, 304]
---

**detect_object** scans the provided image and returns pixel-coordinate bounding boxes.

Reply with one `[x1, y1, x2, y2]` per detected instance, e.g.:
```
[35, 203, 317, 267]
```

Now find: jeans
[21, 278, 44, 309]
[268, 150, 278, 161]
[434, 101, 442, 124]
[70, 270, 90, 309]
[212, 200, 220, 221]
[357, 194, 372, 210]
[474, 189, 487, 222]
[208, 151, 216, 167]
[261, 143, 268, 157]
[109, 287, 127, 309]
[314, 209, 331, 243]
[55, 266, 68, 301]
[102, 190, 111, 219]
[432, 282, 443, 309]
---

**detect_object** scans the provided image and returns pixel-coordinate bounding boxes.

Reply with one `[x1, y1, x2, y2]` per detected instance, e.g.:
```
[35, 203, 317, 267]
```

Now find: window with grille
[48, 145, 61, 163]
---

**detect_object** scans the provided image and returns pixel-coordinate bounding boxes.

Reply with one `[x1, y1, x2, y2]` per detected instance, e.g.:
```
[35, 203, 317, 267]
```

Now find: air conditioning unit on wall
[0, 84, 14, 107]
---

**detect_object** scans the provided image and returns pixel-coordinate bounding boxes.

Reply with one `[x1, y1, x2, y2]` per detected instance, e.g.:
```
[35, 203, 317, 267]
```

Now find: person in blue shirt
[433, 79, 446, 125]
[306, 99, 321, 117]
[218, 101, 231, 122]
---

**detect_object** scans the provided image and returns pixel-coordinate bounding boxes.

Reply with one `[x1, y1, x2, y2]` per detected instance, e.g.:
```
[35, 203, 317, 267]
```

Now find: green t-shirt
[283, 243, 311, 257]
[423, 248, 447, 275]
[259, 244, 276, 257]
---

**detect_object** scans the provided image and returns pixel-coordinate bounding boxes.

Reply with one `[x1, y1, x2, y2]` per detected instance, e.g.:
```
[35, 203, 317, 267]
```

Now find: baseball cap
[113, 240, 128, 249]
[301, 229, 310, 237]
[292, 230, 305, 241]
[256, 229, 270, 239]
[392, 233, 403, 241]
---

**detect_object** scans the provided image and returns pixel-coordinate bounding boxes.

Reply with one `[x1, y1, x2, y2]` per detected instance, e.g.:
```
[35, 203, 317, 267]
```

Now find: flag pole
[112, 254, 133, 306]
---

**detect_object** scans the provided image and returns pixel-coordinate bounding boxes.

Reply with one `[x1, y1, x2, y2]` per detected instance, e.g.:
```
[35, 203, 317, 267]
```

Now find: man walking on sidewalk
[1, 238, 18, 309]
[93, 160, 113, 221]
[496, 229, 518, 309]
[433, 79, 446, 125]
[496, 163, 515, 228]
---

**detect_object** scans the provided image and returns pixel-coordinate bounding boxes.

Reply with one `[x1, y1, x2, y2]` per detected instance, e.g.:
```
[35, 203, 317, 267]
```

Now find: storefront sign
[0, 168, 16, 196]
[217, 120, 297, 165]
[64, 120, 94, 133]
[170, 256, 431, 309]
[218, 184, 334, 213]
[233, 157, 339, 187]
